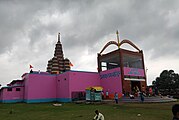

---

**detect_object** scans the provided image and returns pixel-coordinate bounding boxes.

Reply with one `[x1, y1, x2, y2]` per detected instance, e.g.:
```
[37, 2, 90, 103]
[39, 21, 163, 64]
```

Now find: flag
[70, 62, 73, 67]
[29, 64, 33, 69]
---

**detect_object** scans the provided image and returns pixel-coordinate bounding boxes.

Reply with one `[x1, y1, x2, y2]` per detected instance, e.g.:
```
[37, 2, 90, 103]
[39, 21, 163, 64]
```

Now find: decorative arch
[119, 39, 140, 51]
[99, 39, 141, 55]
[99, 41, 118, 54]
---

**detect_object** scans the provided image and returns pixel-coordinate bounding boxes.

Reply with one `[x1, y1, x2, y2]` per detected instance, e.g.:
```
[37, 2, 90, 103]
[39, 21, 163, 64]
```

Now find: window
[7, 88, 12, 91]
[101, 62, 107, 71]
[16, 88, 21, 91]
[123, 54, 143, 69]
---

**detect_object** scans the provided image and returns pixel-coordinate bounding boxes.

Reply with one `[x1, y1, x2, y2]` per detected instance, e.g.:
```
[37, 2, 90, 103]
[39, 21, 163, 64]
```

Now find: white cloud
[146, 55, 179, 85]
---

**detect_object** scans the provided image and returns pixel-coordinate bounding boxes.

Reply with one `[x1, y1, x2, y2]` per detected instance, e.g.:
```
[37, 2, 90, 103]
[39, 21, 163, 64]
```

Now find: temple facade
[0, 32, 147, 103]
[97, 39, 147, 95]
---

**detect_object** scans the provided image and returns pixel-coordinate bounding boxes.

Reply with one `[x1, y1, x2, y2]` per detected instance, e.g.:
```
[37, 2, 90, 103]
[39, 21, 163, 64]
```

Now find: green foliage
[0, 102, 177, 120]
[153, 70, 179, 91]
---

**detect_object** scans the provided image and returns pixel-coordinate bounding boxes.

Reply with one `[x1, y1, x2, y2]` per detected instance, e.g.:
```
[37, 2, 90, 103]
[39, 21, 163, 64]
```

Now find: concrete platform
[74, 96, 177, 104]
[119, 96, 177, 103]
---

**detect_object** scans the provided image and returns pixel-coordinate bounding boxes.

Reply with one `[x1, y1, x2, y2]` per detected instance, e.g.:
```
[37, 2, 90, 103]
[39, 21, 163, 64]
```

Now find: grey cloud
[1, 0, 179, 85]
[1, 0, 179, 58]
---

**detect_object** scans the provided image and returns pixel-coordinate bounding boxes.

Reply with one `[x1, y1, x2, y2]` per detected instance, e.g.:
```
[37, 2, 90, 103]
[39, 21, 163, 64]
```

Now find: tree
[152, 70, 179, 94]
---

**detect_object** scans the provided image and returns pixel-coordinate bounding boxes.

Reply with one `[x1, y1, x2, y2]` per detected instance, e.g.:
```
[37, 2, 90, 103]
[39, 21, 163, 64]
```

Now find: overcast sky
[0, 0, 179, 86]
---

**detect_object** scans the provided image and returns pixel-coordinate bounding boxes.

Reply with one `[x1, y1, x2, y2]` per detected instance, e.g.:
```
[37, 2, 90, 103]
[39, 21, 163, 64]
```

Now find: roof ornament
[99, 30, 141, 54]
[58, 32, 61, 42]
[116, 30, 120, 48]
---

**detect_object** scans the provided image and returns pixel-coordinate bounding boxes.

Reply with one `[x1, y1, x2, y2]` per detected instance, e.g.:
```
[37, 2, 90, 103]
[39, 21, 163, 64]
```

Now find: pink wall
[24, 74, 30, 100]
[69, 71, 100, 98]
[56, 71, 100, 99]
[100, 67, 122, 96]
[1, 69, 122, 103]
[124, 67, 145, 77]
[56, 72, 70, 98]
[1, 86, 24, 101]
[23, 71, 101, 101]
[26, 74, 56, 100]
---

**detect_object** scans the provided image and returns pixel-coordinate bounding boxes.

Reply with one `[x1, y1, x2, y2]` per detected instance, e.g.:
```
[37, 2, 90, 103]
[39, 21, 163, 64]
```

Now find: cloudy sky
[0, 0, 179, 86]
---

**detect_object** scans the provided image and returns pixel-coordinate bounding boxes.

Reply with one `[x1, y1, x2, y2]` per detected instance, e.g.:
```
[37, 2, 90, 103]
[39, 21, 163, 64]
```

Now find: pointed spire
[58, 32, 61, 42]
[47, 33, 71, 74]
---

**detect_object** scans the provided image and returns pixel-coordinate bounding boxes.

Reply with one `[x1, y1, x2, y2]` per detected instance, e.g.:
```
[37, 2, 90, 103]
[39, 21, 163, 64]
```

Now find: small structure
[98, 31, 147, 96]
[86, 86, 103, 101]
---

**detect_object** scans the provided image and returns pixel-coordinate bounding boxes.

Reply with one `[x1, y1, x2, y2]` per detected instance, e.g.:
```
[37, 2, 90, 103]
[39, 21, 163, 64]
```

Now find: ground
[0, 101, 178, 120]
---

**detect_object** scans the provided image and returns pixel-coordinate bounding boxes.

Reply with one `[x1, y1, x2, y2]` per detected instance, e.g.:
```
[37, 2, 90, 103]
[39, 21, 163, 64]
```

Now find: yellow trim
[51, 71, 59, 74]
[86, 86, 103, 91]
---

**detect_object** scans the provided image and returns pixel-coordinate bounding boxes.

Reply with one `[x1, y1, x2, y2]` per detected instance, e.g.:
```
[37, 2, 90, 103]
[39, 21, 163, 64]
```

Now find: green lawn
[0, 101, 178, 120]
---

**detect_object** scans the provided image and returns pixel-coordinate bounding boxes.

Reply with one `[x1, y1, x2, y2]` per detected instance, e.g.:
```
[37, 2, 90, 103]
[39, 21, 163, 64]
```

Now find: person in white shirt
[93, 110, 104, 120]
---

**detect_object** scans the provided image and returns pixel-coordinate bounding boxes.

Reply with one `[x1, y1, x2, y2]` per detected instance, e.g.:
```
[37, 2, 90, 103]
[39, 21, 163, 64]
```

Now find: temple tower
[47, 33, 71, 74]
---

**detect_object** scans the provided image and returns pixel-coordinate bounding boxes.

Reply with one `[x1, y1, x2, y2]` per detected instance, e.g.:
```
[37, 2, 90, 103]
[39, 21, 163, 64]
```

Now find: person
[154, 87, 159, 95]
[30, 69, 33, 73]
[133, 86, 136, 93]
[172, 104, 179, 120]
[146, 87, 149, 97]
[136, 86, 139, 93]
[139, 91, 144, 102]
[149, 87, 153, 96]
[101, 91, 104, 99]
[93, 110, 104, 120]
[114, 92, 119, 104]
[123, 89, 126, 96]
[129, 93, 135, 99]
[105, 90, 109, 99]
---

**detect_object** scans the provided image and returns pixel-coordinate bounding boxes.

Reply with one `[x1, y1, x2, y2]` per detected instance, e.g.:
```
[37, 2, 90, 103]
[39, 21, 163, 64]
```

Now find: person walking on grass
[114, 92, 119, 104]
[93, 110, 104, 120]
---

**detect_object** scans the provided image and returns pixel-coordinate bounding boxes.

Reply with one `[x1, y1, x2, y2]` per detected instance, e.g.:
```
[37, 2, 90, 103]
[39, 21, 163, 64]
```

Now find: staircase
[119, 96, 177, 103]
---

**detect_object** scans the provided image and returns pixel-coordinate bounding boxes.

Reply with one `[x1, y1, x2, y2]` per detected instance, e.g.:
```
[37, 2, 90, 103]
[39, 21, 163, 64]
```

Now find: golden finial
[116, 30, 120, 48]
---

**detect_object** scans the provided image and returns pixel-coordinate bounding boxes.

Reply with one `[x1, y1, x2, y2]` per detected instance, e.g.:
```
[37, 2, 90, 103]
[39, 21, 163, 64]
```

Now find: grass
[0, 101, 178, 120]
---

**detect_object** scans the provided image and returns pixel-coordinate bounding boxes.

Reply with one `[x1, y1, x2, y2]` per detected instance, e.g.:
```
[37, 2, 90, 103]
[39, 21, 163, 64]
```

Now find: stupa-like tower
[47, 33, 71, 74]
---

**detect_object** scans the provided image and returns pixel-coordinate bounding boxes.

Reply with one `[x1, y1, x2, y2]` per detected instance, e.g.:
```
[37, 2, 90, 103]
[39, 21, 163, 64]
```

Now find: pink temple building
[0, 32, 146, 103]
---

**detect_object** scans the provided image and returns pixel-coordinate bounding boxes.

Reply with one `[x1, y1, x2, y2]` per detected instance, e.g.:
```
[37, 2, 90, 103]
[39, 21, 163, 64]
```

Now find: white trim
[124, 78, 145, 81]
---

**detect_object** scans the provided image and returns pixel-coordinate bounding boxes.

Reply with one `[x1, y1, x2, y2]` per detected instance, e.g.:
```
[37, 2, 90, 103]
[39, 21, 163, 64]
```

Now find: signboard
[124, 67, 145, 77]
[100, 67, 121, 79]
